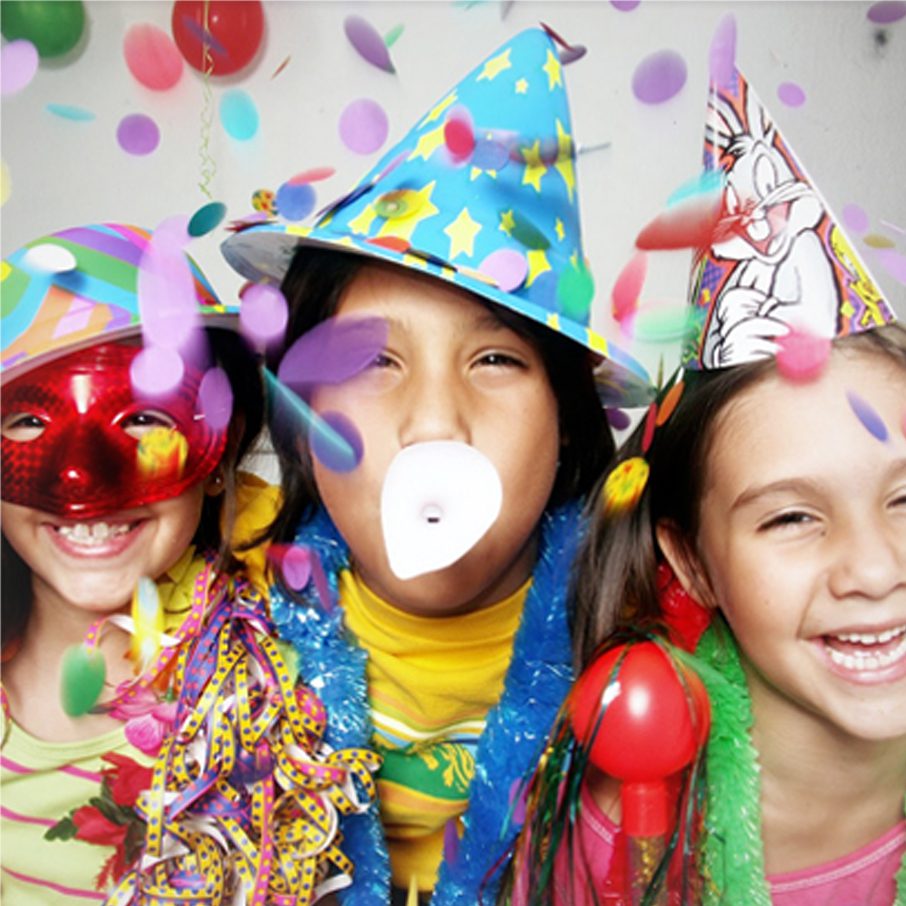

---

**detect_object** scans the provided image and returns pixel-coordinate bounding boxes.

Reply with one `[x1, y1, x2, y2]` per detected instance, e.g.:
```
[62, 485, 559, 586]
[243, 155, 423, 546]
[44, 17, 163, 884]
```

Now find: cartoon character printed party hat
[1, 223, 235, 382]
[222, 26, 648, 387]
[685, 66, 897, 370]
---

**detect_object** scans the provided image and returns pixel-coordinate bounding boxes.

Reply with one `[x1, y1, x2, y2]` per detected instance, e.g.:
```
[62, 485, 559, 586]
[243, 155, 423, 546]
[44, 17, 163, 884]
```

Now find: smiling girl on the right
[506, 53, 906, 906]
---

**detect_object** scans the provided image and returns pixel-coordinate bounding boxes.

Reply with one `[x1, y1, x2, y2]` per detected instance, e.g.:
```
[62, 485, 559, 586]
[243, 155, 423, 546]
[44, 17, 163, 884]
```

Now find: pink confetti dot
[198, 367, 233, 431]
[867, 1, 906, 24]
[611, 0, 641, 10]
[777, 81, 806, 108]
[1, 40, 39, 96]
[632, 50, 687, 105]
[775, 327, 831, 383]
[240, 283, 288, 345]
[117, 114, 160, 155]
[709, 14, 736, 87]
[130, 346, 184, 396]
[875, 248, 906, 285]
[339, 98, 389, 155]
[478, 249, 528, 292]
[842, 203, 870, 235]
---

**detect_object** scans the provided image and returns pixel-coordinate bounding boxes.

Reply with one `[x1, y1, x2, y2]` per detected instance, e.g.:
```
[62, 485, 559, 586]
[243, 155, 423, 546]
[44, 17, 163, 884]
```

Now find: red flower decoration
[72, 806, 128, 847]
[102, 753, 154, 807]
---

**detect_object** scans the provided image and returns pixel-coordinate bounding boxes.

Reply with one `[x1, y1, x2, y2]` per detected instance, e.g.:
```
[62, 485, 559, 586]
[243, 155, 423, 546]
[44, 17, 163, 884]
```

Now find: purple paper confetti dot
[867, 1, 906, 24]
[339, 98, 389, 155]
[198, 367, 233, 431]
[130, 346, 184, 397]
[472, 138, 509, 171]
[478, 249, 528, 292]
[240, 283, 288, 345]
[632, 50, 687, 105]
[777, 81, 806, 108]
[875, 248, 906, 285]
[283, 545, 312, 591]
[310, 410, 363, 473]
[117, 114, 160, 155]
[344, 15, 394, 73]
[611, 0, 641, 10]
[606, 408, 632, 431]
[1, 40, 39, 96]
[846, 391, 889, 442]
[220, 90, 259, 140]
[709, 14, 736, 87]
[275, 181, 316, 221]
[842, 203, 870, 235]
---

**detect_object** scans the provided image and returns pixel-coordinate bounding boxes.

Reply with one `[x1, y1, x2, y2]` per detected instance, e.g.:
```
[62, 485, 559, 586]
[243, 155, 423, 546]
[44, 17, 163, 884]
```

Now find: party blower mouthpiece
[380, 441, 503, 580]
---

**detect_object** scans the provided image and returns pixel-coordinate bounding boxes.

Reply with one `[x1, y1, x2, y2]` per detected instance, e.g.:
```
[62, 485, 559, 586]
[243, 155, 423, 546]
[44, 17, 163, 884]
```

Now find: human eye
[367, 351, 398, 370]
[757, 509, 816, 532]
[119, 410, 177, 439]
[473, 350, 527, 370]
[1, 412, 48, 442]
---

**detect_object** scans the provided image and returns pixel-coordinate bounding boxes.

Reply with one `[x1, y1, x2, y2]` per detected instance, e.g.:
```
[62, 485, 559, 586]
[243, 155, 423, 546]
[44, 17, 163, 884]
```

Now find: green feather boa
[694, 619, 906, 906]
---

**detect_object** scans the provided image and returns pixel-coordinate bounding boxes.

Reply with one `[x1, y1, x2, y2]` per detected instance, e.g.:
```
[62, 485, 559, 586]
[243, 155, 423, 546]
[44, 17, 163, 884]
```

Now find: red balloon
[171, 0, 263, 77]
[570, 642, 710, 835]
[571, 642, 709, 780]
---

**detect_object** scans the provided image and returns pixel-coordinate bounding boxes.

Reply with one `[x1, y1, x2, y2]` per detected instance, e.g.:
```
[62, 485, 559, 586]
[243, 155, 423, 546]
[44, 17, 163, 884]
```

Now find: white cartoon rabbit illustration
[700, 85, 840, 367]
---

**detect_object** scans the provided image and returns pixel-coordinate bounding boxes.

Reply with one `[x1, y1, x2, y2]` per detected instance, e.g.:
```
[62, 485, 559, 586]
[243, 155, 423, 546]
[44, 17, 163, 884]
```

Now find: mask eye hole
[1, 413, 48, 442]
[118, 409, 177, 440]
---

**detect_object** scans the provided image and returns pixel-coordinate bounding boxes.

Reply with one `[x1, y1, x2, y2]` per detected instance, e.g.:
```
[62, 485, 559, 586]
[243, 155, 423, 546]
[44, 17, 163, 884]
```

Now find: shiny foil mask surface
[1, 343, 227, 518]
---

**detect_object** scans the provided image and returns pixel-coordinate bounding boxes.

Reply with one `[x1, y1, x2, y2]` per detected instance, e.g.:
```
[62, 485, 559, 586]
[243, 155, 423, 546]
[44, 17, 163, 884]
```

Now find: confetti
[632, 50, 687, 104]
[611, 251, 647, 324]
[1, 39, 39, 96]
[478, 248, 528, 292]
[271, 55, 290, 79]
[709, 14, 736, 87]
[188, 201, 227, 236]
[867, 1, 906, 24]
[611, 0, 641, 10]
[130, 346, 185, 397]
[239, 283, 289, 345]
[636, 194, 722, 250]
[198, 366, 233, 431]
[344, 15, 395, 73]
[863, 233, 895, 249]
[775, 327, 831, 383]
[276, 181, 316, 221]
[117, 113, 160, 155]
[557, 260, 594, 321]
[602, 456, 650, 514]
[875, 248, 906, 285]
[777, 81, 806, 108]
[339, 98, 389, 154]
[847, 391, 889, 442]
[220, 89, 258, 140]
[47, 103, 95, 121]
[384, 24, 405, 48]
[842, 203, 870, 235]
[288, 167, 335, 185]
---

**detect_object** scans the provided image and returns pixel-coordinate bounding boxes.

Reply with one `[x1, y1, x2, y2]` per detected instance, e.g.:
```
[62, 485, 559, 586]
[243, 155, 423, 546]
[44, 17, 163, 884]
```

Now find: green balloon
[1, 0, 85, 59]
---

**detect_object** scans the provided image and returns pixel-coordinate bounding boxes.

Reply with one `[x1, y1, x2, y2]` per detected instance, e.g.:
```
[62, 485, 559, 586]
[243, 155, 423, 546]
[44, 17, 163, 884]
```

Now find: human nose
[827, 515, 906, 602]
[45, 424, 128, 504]
[397, 370, 470, 447]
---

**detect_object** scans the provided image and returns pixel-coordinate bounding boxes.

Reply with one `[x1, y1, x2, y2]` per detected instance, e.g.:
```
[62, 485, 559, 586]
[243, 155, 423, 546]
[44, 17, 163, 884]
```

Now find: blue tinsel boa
[268, 501, 582, 905]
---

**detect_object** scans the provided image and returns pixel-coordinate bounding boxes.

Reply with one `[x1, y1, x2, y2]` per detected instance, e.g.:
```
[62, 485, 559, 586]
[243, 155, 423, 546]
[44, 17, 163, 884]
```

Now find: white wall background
[3, 0, 905, 387]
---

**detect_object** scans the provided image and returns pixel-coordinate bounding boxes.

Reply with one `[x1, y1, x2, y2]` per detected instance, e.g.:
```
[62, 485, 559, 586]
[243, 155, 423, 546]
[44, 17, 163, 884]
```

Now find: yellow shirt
[339, 570, 528, 892]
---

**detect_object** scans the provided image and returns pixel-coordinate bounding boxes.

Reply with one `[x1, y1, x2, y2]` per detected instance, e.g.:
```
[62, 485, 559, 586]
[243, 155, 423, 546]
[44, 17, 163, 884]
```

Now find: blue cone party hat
[222, 27, 647, 385]
[685, 66, 896, 370]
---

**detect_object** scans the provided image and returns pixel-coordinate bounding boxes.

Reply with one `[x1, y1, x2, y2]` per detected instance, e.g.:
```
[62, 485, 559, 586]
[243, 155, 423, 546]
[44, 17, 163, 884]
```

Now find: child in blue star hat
[223, 27, 649, 906]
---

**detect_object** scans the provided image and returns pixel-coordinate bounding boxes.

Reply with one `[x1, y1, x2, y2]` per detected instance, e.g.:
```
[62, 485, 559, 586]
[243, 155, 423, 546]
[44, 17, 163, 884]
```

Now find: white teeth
[57, 522, 131, 546]
[835, 625, 906, 646]
[826, 632, 906, 672]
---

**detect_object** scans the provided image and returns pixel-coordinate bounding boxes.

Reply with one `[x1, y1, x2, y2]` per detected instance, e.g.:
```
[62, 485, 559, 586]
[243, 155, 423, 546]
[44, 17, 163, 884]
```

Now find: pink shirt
[534, 785, 906, 905]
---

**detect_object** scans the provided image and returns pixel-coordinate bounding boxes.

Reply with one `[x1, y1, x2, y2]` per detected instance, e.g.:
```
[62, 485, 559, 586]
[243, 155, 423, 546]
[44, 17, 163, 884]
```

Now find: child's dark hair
[1, 328, 264, 653]
[570, 321, 906, 669]
[265, 245, 615, 543]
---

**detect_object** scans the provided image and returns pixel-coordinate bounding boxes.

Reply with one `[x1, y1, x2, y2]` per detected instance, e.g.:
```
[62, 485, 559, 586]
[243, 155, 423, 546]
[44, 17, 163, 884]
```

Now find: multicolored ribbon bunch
[100, 564, 380, 904]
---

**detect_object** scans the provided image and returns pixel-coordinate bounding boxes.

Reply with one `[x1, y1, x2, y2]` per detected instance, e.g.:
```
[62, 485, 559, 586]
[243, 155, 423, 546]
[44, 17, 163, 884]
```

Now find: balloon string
[197, 0, 216, 200]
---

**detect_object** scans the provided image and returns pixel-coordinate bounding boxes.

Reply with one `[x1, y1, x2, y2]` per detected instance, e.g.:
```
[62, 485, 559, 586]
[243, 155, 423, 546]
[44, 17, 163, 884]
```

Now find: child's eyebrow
[731, 458, 906, 511]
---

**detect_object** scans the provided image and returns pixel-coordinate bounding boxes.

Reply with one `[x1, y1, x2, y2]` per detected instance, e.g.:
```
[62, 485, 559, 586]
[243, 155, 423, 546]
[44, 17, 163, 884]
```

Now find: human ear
[655, 520, 718, 611]
[204, 468, 225, 497]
